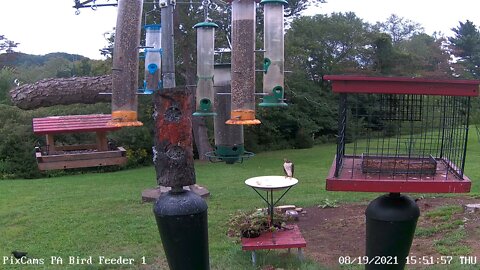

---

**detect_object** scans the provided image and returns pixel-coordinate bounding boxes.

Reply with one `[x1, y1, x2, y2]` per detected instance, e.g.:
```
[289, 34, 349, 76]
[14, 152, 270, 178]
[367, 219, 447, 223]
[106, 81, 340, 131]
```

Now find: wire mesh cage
[325, 75, 480, 193]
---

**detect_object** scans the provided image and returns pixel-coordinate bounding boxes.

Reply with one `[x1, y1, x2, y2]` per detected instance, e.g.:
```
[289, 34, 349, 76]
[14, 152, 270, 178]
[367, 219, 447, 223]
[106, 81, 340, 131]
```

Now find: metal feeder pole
[161, 0, 176, 89]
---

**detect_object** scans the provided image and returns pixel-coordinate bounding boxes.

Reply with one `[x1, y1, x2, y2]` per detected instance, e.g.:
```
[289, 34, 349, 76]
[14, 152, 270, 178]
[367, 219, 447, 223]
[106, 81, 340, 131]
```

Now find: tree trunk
[9, 75, 112, 110]
[153, 87, 196, 187]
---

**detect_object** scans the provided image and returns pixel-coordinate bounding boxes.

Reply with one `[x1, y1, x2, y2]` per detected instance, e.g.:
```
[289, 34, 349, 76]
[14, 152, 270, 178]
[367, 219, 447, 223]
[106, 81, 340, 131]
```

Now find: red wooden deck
[32, 114, 120, 135]
[326, 157, 471, 193]
[323, 75, 480, 97]
[241, 224, 306, 251]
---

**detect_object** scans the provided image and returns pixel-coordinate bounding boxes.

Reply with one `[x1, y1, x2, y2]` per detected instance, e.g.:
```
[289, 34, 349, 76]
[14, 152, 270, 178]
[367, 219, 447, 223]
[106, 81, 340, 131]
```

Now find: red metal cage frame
[324, 75, 480, 97]
[324, 75, 479, 193]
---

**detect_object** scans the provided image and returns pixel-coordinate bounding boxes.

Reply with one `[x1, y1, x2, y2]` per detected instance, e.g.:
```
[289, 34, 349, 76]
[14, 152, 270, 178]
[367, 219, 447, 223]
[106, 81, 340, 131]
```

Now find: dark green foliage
[449, 20, 480, 78]
[294, 128, 314, 149]
[0, 105, 41, 179]
[0, 67, 14, 105]
[0, 52, 87, 69]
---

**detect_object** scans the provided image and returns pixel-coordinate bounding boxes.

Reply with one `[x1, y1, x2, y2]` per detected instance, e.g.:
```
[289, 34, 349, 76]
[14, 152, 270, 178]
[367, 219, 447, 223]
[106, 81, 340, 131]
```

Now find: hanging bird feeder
[193, 21, 219, 116]
[109, 0, 143, 127]
[206, 64, 254, 163]
[226, 0, 261, 125]
[325, 75, 480, 193]
[259, 0, 288, 107]
[144, 24, 162, 94]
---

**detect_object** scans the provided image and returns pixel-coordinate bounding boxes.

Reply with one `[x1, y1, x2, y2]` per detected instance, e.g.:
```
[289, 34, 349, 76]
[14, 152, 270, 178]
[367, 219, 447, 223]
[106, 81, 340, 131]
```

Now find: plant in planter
[226, 208, 291, 239]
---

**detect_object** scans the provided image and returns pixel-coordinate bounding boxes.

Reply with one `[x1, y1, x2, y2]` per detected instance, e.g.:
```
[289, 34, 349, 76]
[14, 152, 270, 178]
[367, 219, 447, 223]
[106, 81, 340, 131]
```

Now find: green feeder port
[193, 98, 216, 116]
[205, 144, 254, 164]
[260, 0, 289, 5]
[263, 58, 272, 74]
[259, 85, 288, 107]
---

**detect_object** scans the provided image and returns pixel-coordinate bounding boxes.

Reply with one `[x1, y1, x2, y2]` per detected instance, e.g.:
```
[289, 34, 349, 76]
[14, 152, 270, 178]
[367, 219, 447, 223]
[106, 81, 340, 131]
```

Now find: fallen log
[9, 75, 112, 110]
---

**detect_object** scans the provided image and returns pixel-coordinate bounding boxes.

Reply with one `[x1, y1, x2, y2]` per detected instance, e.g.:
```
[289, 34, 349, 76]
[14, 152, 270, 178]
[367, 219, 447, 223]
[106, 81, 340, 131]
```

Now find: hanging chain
[203, 0, 209, 22]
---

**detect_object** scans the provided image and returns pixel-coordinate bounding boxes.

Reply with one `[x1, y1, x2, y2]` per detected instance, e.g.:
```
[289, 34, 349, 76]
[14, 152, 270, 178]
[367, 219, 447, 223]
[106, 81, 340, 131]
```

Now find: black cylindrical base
[153, 190, 209, 270]
[365, 193, 420, 270]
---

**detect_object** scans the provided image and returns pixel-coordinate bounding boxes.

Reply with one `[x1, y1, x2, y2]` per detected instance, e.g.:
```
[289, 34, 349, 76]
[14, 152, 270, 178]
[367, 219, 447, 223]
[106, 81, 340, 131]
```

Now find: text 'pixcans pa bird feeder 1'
[226, 0, 261, 125]
[109, 0, 143, 127]
[259, 0, 288, 107]
[193, 21, 219, 116]
[325, 75, 480, 193]
[144, 24, 162, 94]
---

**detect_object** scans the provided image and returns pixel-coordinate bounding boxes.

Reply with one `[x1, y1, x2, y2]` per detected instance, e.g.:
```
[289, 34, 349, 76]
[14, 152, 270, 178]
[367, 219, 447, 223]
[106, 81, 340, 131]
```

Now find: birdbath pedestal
[245, 176, 298, 225]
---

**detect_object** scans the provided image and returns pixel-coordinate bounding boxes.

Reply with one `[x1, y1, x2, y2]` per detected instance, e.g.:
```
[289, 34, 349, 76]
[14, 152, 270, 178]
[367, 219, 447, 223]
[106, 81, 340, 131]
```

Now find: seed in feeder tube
[231, 19, 255, 110]
[231, 109, 256, 120]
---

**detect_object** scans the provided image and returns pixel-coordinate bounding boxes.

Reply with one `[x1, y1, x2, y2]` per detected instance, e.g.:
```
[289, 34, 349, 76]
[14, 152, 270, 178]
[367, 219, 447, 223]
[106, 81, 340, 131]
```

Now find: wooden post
[45, 134, 55, 153]
[153, 87, 195, 188]
[96, 131, 108, 151]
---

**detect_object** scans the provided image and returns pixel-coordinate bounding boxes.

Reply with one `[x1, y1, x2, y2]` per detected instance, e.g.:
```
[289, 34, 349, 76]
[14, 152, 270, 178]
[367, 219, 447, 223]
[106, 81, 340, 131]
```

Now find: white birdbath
[245, 176, 298, 225]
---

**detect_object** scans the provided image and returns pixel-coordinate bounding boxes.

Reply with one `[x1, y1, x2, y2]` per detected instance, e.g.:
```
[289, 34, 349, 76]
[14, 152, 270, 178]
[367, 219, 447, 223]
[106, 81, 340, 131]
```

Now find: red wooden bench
[241, 224, 306, 266]
[32, 114, 127, 171]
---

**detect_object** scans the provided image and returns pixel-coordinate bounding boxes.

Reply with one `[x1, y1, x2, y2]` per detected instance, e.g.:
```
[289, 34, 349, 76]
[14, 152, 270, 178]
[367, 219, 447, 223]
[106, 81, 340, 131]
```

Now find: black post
[365, 193, 420, 270]
[154, 189, 209, 269]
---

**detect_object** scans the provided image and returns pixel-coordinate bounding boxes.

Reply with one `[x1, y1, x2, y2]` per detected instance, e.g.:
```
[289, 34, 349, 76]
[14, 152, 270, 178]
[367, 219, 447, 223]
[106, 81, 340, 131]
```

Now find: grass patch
[416, 206, 465, 237]
[1, 130, 480, 269]
[416, 204, 471, 256]
[434, 229, 471, 255]
[425, 205, 463, 221]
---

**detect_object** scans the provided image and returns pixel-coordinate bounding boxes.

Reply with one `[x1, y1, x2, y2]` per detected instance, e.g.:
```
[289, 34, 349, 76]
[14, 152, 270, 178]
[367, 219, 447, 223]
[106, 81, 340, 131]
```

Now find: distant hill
[0, 52, 88, 68]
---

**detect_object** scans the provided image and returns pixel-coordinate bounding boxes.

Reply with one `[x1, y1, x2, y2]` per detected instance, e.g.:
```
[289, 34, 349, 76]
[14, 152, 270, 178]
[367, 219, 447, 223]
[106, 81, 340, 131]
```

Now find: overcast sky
[1, 0, 479, 60]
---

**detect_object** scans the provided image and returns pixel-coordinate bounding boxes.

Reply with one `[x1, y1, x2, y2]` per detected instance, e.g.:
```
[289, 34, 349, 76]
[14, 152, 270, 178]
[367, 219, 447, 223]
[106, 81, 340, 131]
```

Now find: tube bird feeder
[259, 0, 288, 107]
[144, 24, 162, 94]
[206, 64, 254, 163]
[109, 0, 143, 127]
[193, 22, 219, 116]
[226, 0, 261, 125]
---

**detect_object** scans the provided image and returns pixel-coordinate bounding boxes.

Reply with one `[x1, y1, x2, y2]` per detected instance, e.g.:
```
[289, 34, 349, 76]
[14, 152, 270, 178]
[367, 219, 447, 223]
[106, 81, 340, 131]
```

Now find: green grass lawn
[1, 134, 480, 269]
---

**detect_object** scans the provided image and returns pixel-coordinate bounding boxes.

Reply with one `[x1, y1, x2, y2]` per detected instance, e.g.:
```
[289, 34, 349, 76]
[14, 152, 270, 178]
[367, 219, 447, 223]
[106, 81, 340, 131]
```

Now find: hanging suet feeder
[109, 0, 143, 127]
[144, 24, 162, 94]
[259, 0, 288, 107]
[205, 64, 254, 163]
[225, 0, 261, 125]
[193, 22, 219, 116]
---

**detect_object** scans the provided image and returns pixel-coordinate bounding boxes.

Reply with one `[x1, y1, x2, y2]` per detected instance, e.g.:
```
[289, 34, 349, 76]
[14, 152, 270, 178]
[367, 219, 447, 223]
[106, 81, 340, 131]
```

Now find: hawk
[283, 159, 294, 178]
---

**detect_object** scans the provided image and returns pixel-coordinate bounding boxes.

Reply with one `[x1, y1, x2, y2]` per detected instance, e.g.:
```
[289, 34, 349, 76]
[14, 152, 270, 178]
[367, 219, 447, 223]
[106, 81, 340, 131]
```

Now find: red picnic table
[241, 224, 307, 266]
[32, 114, 127, 171]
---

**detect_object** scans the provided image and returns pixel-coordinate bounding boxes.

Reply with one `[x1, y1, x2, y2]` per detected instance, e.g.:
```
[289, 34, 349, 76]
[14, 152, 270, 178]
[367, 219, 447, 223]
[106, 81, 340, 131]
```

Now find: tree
[448, 20, 480, 78]
[400, 33, 452, 77]
[286, 12, 375, 81]
[284, 0, 325, 18]
[374, 14, 424, 45]
[0, 35, 19, 53]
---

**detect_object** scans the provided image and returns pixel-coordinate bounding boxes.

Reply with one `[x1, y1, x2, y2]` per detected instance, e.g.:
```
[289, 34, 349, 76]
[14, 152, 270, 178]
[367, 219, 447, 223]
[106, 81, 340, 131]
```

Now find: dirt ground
[296, 196, 480, 269]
